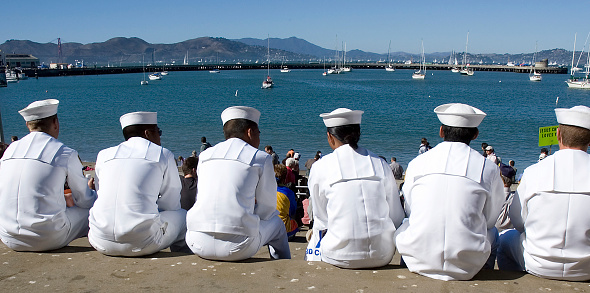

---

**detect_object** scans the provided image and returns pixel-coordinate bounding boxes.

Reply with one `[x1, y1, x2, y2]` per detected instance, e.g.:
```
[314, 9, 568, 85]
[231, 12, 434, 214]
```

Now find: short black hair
[327, 124, 361, 149]
[182, 156, 198, 175]
[441, 124, 478, 145]
[265, 145, 273, 151]
[201, 137, 207, 143]
[223, 119, 258, 140]
[122, 124, 157, 141]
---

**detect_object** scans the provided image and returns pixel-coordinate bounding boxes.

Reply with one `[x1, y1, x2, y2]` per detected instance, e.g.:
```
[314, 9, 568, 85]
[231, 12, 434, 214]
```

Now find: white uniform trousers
[1, 206, 90, 252]
[89, 209, 187, 256]
[186, 215, 291, 261]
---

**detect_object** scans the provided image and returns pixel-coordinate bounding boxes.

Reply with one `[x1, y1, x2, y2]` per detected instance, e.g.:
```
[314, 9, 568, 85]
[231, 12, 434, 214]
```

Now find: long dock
[22, 63, 568, 77]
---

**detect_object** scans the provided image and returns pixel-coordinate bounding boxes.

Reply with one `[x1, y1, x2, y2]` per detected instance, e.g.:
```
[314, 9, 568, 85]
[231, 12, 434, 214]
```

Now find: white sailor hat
[555, 105, 590, 130]
[119, 111, 158, 129]
[221, 106, 261, 125]
[319, 108, 364, 127]
[434, 103, 486, 128]
[18, 99, 59, 121]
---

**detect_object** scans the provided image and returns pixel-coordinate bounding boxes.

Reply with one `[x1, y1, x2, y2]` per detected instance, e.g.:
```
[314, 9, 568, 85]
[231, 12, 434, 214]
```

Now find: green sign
[539, 125, 558, 146]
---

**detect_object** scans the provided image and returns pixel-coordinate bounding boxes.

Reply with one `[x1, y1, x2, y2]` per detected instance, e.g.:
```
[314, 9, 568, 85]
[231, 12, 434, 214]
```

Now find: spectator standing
[265, 145, 280, 165]
[200, 137, 212, 153]
[390, 157, 404, 180]
[418, 138, 432, 155]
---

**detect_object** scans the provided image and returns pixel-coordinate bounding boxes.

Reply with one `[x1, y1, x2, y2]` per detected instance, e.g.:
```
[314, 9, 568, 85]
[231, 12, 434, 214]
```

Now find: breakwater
[22, 63, 568, 77]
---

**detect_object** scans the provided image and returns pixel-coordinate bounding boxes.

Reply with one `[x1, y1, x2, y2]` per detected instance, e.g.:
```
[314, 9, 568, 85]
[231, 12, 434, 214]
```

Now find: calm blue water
[2, 69, 589, 175]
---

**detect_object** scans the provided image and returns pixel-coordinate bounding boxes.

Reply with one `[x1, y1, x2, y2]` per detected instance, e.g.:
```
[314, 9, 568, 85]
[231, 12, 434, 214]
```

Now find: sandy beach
[1, 227, 588, 293]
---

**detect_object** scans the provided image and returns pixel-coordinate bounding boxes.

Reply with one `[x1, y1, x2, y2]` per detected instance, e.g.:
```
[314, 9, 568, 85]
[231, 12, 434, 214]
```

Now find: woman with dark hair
[305, 108, 405, 269]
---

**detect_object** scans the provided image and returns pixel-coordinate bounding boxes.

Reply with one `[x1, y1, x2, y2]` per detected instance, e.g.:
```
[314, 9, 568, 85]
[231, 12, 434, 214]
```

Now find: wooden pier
[22, 63, 568, 77]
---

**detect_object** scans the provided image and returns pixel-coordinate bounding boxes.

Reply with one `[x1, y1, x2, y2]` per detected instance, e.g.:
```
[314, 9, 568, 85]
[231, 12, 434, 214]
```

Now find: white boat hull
[412, 73, 425, 80]
[385, 66, 395, 72]
[451, 68, 460, 73]
[566, 79, 590, 88]
[280, 68, 291, 73]
[161, 71, 169, 76]
[460, 69, 474, 76]
[529, 74, 542, 81]
[148, 74, 161, 80]
[262, 81, 273, 89]
[141, 80, 148, 85]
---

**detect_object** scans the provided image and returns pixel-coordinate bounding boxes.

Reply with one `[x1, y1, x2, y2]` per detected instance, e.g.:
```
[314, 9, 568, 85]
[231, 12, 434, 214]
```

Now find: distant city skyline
[4, 1, 590, 55]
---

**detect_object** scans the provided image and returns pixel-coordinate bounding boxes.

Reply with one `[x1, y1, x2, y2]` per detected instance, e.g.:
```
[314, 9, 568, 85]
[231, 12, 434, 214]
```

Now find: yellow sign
[539, 125, 558, 146]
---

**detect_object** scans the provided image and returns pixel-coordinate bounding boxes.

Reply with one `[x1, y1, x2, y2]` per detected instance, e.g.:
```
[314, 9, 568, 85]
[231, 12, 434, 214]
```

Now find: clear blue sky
[3, 0, 588, 54]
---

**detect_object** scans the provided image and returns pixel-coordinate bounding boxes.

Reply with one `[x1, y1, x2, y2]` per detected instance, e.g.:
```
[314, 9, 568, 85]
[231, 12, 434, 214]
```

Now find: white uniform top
[0, 132, 97, 249]
[89, 137, 182, 245]
[395, 141, 504, 280]
[509, 149, 590, 281]
[187, 138, 278, 237]
[305, 145, 405, 265]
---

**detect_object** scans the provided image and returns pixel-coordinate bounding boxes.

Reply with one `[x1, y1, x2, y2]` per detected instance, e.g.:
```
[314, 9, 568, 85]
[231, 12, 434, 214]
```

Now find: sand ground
[1, 227, 588, 293]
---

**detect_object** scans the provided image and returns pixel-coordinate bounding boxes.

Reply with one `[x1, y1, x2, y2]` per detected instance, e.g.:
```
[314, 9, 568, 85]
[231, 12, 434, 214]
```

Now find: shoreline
[23, 64, 568, 78]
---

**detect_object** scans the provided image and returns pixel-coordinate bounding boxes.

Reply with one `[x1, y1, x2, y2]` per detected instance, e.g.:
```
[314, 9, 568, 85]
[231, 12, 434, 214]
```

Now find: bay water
[2, 69, 589, 176]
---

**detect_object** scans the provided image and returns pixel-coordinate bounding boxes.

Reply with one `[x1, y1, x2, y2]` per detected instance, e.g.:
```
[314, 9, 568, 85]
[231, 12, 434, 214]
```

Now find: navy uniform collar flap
[201, 138, 257, 165]
[2, 132, 63, 164]
[328, 145, 377, 185]
[110, 137, 162, 162]
[423, 142, 485, 183]
[539, 150, 590, 193]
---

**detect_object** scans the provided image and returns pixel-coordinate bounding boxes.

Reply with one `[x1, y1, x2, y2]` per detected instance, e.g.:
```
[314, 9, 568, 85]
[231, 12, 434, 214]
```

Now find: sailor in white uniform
[498, 105, 590, 281]
[304, 108, 405, 268]
[88, 112, 186, 256]
[186, 106, 291, 261]
[0, 99, 97, 251]
[394, 103, 504, 281]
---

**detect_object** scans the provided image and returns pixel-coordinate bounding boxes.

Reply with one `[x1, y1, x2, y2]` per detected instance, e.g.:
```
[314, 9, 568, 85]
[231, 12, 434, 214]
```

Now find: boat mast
[267, 35, 270, 76]
[571, 33, 576, 77]
[464, 31, 469, 69]
[388, 40, 391, 67]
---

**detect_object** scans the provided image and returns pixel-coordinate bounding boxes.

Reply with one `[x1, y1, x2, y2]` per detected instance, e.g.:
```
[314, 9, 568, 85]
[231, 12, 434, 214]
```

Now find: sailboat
[412, 40, 426, 79]
[161, 63, 169, 76]
[141, 55, 148, 85]
[566, 33, 590, 88]
[386, 41, 395, 72]
[183, 51, 189, 65]
[322, 58, 327, 76]
[280, 56, 291, 72]
[529, 42, 542, 81]
[327, 36, 343, 74]
[450, 50, 460, 72]
[210, 53, 220, 73]
[262, 36, 274, 89]
[459, 32, 474, 76]
[341, 42, 352, 72]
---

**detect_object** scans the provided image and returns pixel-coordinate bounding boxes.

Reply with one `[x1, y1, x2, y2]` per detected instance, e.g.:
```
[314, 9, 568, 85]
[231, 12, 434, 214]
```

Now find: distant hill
[0, 37, 316, 65]
[0, 37, 582, 66]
